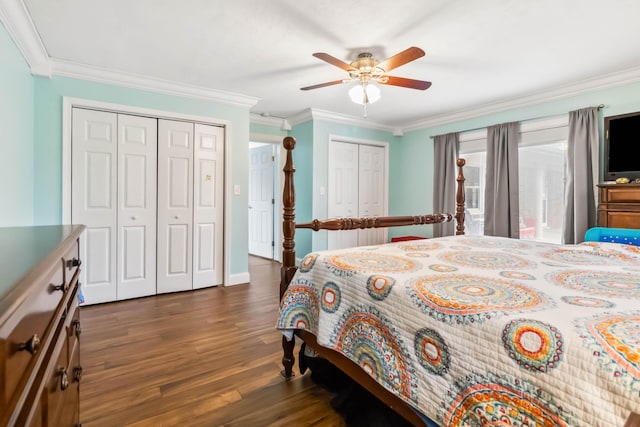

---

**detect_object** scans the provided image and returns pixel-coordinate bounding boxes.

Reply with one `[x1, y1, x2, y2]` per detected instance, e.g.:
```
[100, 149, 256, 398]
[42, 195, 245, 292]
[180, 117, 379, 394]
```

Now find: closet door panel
[193, 124, 224, 289]
[248, 144, 275, 259]
[117, 114, 157, 300]
[72, 108, 118, 304]
[328, 141, 359, 250]
[85, 227, 112, 285]
[157, 120, 194, 293]
[168, 224, 189, 273]
[358, 144, 386, 246]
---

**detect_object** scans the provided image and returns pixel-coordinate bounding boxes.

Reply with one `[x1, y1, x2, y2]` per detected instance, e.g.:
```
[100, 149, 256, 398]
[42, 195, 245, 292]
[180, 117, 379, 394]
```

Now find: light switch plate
[234, 184, 240, 195]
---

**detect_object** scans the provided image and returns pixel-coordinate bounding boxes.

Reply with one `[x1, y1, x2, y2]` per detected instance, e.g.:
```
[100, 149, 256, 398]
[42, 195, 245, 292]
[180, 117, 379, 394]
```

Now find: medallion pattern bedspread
[276, 235, 640, 426]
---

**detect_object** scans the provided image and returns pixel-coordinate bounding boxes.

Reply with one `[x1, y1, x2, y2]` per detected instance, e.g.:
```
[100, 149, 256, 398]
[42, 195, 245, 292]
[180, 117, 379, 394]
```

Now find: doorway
[248, 142, 279, 260]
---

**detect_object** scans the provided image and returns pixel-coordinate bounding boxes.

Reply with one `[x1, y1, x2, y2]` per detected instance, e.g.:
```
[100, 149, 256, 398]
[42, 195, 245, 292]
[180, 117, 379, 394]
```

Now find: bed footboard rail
[296, 213, 453, 231]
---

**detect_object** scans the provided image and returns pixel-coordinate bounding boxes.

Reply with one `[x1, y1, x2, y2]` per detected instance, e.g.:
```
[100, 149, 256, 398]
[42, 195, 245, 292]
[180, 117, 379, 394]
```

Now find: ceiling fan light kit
[349, 83, 381, 105]
[301, 46, 431, 117]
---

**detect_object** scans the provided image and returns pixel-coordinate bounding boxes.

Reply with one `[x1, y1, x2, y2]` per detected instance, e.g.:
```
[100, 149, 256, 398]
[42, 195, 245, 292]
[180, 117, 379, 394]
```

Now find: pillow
[584, 227, 640, 246]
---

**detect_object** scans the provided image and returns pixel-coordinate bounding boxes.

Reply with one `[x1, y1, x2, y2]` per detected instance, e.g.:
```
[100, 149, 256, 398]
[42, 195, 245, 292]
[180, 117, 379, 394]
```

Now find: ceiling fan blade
[300, 79, 346, 91]
[312, 52, 354, 72]
[378, 76, 432, 90]
[376, 46, 425, 73]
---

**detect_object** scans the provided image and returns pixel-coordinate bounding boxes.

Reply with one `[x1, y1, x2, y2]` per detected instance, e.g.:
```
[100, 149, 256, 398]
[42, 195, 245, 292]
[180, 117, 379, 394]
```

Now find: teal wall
[288, 121, 314, 256]
[311, 120, 399, 251]
[0, 22, 33, 226]
[32, 76, 251, 276]
[387, 129, 435, 240]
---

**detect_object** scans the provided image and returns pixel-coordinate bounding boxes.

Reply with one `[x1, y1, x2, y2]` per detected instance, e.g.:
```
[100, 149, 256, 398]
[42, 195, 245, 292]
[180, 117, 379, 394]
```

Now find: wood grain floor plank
[79, 256, 345, 427]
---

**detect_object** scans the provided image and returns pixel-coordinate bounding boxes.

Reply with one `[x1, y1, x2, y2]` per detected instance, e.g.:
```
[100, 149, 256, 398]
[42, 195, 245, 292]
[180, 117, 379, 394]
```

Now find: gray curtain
[484, 122, 520, 238]
[562, 107, 599, 244]
[433, 132, 459, 237]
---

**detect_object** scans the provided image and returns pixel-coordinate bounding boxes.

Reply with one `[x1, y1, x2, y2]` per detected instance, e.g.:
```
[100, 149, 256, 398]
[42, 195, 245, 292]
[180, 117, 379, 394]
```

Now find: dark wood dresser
[598, 183, 640, 229]
[0, 225, 85, 427]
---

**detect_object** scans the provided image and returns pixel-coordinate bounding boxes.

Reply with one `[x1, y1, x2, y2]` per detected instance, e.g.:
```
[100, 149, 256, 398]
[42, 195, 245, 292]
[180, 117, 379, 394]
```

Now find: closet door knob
[174, 215, 180, 219]
[131, 216, 137, 220]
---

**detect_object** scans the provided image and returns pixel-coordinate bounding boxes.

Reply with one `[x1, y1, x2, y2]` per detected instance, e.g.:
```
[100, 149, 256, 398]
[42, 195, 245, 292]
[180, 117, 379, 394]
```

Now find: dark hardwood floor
[79, 256, 346, 426]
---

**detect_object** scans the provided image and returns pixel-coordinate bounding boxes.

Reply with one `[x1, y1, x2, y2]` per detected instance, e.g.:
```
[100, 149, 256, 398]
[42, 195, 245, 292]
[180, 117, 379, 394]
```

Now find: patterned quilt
[276, 235, 640, 426]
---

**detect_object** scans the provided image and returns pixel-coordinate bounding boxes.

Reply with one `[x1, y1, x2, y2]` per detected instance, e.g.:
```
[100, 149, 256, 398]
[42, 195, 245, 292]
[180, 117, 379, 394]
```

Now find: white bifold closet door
[357, 144, 385, 246]
[72, 109, 157, 304]
[328, 141, 386, 250]
[72, 110, 224, 304]
[328, 142, 359, 250]
[157, 120, 224, 293]
[157, 120, 194, 293]
[192, 123, 224, 289]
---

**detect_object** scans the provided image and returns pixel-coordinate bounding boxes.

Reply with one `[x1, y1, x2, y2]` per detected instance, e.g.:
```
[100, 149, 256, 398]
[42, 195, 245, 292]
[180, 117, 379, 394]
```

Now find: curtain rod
[429, 104, 605, 139]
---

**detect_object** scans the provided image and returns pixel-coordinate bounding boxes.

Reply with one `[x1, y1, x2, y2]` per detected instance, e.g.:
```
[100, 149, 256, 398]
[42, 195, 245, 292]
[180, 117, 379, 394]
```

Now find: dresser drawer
[62, 239, 81, 287]
[47, 289, 81, 427]
[0, 263, 66, 406]
[601, 186, 640, 203]
[604, 211, 640, 229]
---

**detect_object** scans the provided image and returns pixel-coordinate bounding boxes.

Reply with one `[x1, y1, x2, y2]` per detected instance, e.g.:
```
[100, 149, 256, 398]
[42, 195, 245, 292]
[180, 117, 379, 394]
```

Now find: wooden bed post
[280, 136, 297, 378]
[455, 158, 466, 235]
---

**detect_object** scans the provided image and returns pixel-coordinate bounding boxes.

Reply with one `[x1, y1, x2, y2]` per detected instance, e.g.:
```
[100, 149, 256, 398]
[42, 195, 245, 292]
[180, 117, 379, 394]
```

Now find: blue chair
[584, 227, 640, 246]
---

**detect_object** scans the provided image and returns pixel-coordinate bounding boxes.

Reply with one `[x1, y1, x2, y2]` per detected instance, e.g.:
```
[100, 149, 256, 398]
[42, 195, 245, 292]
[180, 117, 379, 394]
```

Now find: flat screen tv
[604, 111, 640, 181]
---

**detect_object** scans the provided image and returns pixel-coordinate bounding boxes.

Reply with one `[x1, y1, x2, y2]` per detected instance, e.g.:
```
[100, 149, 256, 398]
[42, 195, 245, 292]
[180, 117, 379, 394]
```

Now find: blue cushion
[584, 227, 640, 246]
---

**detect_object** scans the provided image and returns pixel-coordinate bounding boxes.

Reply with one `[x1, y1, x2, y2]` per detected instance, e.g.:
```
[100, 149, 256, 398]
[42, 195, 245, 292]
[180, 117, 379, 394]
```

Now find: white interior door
[328, 141, 359, 250]
[248, 144, 275, 258]
[358, 144, 386, 246]
[157, 119, 194, 293]
[193, 123, 224, 289]
[117, 114, 157, 300]
[71, 108, 118, 304]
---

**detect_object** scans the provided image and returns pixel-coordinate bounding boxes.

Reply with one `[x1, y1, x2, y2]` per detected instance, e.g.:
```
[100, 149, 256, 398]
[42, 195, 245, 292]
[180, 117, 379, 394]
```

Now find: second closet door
[117, 114, 158, 300]
[328, 141, 386, 250]
[157, 119, 194, 293]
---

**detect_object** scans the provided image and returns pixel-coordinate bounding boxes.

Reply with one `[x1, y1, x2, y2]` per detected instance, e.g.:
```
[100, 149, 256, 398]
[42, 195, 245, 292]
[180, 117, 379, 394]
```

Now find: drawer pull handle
[58, 367, 69, 390]
[18, 334, 40, 354]
[73, 319, 82, 337]
[51, 282, 68, 292]
[66, 258, 82, 268]
[73, 366, 83, 383]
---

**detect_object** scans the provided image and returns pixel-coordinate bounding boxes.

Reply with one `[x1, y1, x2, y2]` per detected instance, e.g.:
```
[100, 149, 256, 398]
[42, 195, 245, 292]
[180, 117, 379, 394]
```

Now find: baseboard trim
[227, 272, 250, 286]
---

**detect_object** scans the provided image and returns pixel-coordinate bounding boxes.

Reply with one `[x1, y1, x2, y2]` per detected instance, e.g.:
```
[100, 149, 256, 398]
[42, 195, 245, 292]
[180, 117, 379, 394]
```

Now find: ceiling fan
[301, 46, 432, 109]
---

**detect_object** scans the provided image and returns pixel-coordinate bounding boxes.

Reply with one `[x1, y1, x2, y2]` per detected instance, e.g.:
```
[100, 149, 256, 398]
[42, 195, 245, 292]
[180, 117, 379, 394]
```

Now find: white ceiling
[17, 0, 640, 129]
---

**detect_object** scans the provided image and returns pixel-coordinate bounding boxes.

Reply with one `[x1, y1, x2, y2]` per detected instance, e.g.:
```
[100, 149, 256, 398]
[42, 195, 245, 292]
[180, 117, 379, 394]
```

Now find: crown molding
[286, 108, 400, 135]
[403, 66, 640, 132]
[0, 0, 258, 108]
[51, 59, 259, 108]
[0, 0, 51, 76]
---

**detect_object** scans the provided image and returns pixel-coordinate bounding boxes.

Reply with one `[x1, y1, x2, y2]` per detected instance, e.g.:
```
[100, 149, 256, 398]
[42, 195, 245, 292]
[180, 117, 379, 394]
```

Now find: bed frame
[278, 136, 466, 426]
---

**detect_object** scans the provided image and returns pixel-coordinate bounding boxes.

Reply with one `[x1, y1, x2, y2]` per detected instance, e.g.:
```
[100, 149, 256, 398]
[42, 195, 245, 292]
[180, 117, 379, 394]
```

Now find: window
[459, 130, 487, 236]
[457, 116, 568, 243]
